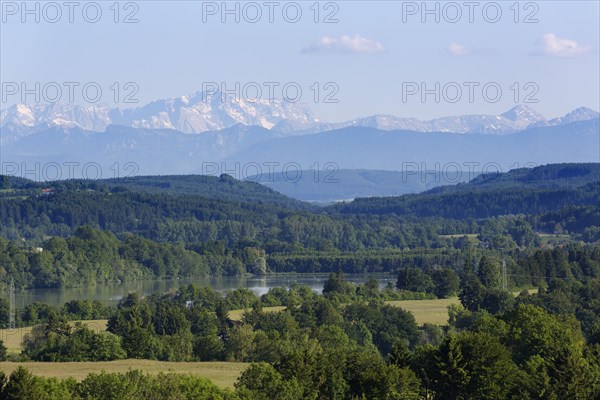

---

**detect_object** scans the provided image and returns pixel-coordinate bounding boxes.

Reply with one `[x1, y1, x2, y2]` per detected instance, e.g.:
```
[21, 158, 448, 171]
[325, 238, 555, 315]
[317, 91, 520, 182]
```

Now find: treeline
[394, 243, 600, 292]
[1, 223, 598, 290]
[6, 201, 594, 258]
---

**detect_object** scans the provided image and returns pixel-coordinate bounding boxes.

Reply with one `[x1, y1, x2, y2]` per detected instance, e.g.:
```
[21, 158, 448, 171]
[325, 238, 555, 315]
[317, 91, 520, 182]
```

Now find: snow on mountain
[1, 93, 598, 142]
[0, 103, 112, 144]
[1, 91, 318, 140]
[273, 105, 587, 135]
[341, 105, 548, 134]
[545, 107, 600, 126]
[500, 105, 547, 128]
[0, 103, 112, 131]
[224, 119, 600, 172]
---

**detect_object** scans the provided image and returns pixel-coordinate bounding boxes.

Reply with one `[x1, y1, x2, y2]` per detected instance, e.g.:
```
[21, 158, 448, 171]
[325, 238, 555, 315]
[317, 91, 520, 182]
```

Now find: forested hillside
[0, 173, 305, 208]
[0, 163, 598, 289]
[331, 163, 599, 218]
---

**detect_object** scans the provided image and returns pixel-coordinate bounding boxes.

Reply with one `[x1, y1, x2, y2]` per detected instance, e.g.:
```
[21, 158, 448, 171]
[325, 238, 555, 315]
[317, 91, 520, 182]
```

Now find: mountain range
[1, 92, 598, 200]
[223, 119, 600, 171]
[0, 92, 318, 143]
[2, 91, 598, 139]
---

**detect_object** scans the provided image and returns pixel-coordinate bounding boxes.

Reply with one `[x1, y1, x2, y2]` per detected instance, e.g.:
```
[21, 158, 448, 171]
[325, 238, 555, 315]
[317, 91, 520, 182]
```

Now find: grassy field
[386, 289, 538, 325]
[229, 299, 461, 326]
[228, 306, 287, 321]
[438, 234, 480, 243]
[386, 298, 459, 325]
[0, 320, 108, 354]
[0, 360, 247, 389]
[0, 321, 244, 389]
[229, 302, 459, 326]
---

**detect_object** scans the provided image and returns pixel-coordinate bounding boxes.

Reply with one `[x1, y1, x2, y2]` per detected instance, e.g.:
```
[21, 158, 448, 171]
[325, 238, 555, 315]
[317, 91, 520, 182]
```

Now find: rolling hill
[329, 163, 600, 219]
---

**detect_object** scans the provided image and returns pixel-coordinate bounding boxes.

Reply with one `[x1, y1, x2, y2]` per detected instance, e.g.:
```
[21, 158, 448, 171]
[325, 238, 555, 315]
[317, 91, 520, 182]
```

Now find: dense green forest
[0, 163, 598, 288]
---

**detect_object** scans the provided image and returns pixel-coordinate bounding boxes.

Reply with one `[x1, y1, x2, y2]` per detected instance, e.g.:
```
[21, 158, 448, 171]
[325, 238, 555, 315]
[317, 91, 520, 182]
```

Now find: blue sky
[1, 1, 598, 121]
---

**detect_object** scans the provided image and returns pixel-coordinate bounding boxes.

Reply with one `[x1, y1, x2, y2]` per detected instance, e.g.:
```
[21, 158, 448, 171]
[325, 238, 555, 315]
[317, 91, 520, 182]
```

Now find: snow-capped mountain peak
[549, 107, 600, 125]
[501, 105, 546, 124]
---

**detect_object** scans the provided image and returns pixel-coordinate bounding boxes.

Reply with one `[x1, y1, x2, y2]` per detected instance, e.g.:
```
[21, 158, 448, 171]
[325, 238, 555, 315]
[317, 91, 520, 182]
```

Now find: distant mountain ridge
[224, 119, 600, 172]
[2, 92, 598, 184]
[275, 105, 587, 135]
[2, 89, 598, 139]
[0, 123, 283, 176]
[2, 118, 597, 180]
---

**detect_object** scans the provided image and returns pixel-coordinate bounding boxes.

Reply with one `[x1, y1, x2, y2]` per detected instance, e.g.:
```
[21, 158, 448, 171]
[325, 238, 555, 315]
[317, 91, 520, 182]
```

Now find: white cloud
[537, 33, 590, 58]
[302, 34, 385, 54]
[447, 43, 469, 56]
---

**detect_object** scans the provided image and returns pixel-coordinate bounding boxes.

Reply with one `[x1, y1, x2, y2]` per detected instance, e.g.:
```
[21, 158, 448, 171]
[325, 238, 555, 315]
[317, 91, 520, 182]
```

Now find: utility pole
[9, 278, 15, 330]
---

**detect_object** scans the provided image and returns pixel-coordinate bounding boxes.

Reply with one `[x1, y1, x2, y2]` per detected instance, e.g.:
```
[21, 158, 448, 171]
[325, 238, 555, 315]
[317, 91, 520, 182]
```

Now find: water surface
[8, 273, 396, 307]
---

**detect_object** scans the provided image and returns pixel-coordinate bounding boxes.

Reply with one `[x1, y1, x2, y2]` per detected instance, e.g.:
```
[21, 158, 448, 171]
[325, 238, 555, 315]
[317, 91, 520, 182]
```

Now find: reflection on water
[9, 273, 396, 307]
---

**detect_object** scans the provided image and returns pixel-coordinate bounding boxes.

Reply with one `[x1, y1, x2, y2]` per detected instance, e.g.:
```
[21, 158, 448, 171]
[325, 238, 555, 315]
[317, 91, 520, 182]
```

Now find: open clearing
[231, 301, 459, 326]
[438, 234, 480, 243]
[386, 289, 537, 325]
[386, 298, 459, 325]
[0, 360, 247, 389]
